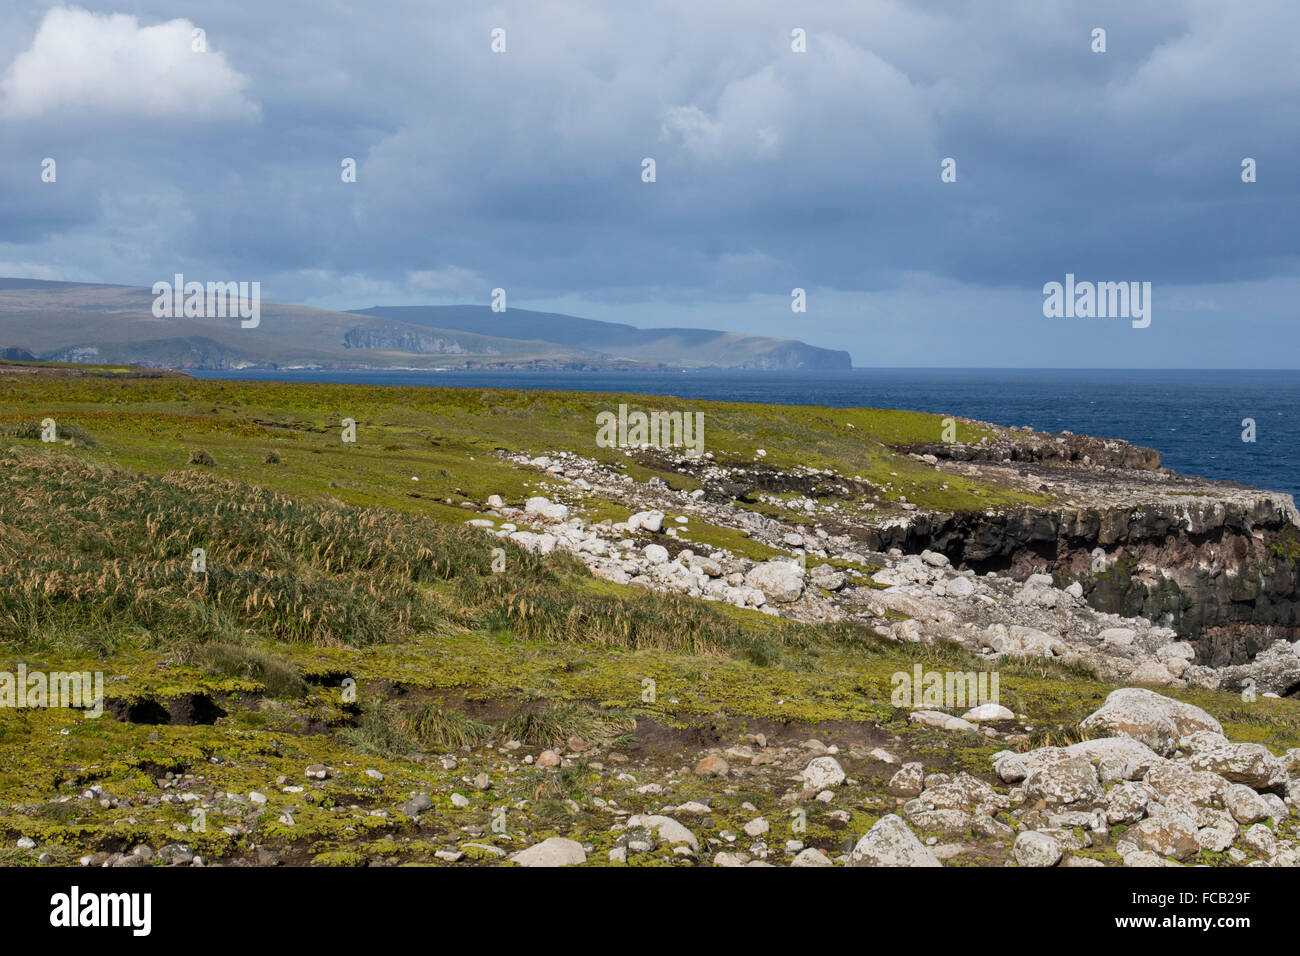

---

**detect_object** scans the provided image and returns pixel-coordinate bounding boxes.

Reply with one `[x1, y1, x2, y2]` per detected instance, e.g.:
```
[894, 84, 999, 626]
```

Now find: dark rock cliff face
[874, 429, 1299, 665]
[844, 493, 1300, 667]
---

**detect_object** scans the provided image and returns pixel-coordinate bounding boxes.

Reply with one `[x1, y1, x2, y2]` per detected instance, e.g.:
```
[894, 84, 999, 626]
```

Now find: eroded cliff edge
[486, 420, 1300, 697]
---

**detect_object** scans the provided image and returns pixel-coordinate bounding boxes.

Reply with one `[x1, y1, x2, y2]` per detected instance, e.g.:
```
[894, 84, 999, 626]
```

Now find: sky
[0, 1, 1296, 367]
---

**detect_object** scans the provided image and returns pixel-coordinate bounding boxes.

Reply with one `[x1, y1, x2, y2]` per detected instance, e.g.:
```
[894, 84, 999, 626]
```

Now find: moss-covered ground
[0, 364, 1295, 866]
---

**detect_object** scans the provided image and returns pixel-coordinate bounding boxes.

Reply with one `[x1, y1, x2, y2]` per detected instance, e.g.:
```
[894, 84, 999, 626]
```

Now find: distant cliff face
[349, 304, 853, 370]
[0, 280, 852, 371]
[342, 326, 491, 355]
[735, 342, 852, 370]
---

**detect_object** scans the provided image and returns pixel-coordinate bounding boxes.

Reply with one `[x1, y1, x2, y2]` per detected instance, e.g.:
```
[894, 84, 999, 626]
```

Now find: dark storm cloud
[0, 0, 1296, 365]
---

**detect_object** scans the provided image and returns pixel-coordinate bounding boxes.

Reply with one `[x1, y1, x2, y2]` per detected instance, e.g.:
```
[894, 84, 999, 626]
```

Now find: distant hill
[350, 305, 852, 370]
[0, 278, 851, 371]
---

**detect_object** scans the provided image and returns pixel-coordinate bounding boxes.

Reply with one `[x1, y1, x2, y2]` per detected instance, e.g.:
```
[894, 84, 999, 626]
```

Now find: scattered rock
[1012, 831, 1063, 867]
[511, 837, 587, 867]
[847, 814, 941, 867]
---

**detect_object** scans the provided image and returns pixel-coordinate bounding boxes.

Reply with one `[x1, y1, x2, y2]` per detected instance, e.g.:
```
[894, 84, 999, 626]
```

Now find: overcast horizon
[1, 1, 1297, 367]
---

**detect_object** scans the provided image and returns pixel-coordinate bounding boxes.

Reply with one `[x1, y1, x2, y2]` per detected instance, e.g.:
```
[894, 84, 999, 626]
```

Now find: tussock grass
[0, 419, 96, 446]
[501, 701, 635, 746]
[0, 446, 877, 662]
[1014, 723, 1101, 752]
[0, 447, 487, 649]
[402, 703, 492, 750]
[1000, 655, 1101, 683]
[335, 699, 417, 759]
[191, 642, 307, 698]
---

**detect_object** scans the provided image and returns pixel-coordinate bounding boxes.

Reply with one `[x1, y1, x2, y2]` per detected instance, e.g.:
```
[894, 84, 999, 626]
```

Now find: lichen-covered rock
[510, 837, 586, 867]
[524, 497, 570, 523]
[1188, 743, 1288, 791]
[1023, 756, 1103, 809]
[627, 510, 664, 533]
[1145, 761, 1230, 808]
[1130, 810, 1200, 861]
[625, 814, 698, 851]
[801, 756, 846, 791]
[963, 703, 1014, 722]
[888, 762, 926, 797]
[791, 847, 833, 867]
[1011, 831, 1063, 867]
[1080, 688, 1222, 757]
[847, 814, 941, 867]
[1224, 783, 1272, 825]
[743, 560, 805, 604]
[1106, 781, 1156, 825]
[908, 710, 977, 733]
[980, 623, 1069, 657]
[1242, 823, 1276, 858]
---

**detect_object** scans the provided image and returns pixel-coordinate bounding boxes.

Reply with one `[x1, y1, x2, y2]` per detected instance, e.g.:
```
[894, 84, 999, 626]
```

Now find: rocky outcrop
[474, 429, 1299, 691]
[993, 689, 1297, 867]
[342, 325, 489, 355]
[907, 428, 1163, 471]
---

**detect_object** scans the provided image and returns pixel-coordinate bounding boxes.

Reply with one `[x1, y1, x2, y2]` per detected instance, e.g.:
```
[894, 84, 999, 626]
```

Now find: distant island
[0, 278, 851, 372]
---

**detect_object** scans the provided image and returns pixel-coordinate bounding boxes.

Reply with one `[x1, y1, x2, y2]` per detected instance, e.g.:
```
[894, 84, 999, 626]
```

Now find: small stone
[791, 847, 833, 867]
[888, 762, 926, 798]
[511, 837, 587, 867]
[1242, 824, 1276, 858]
[848, 814, 941, 867]
[962, 703, 1014, 723]
[1012, 831, 1063, 867]
[695, 756, 730, 777]
[1224, 784, 1271, 826]
[400, 793, 433, 817]
[801, 756, 846, 791]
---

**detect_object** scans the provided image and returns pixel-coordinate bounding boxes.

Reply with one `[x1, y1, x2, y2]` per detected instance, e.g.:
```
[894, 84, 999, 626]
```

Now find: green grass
[0, 363, 1294, 866]
[0, 371, 1046, 516]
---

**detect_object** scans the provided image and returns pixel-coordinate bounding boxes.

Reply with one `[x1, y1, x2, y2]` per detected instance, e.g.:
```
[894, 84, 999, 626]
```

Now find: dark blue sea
[189, 368, 1300, 500]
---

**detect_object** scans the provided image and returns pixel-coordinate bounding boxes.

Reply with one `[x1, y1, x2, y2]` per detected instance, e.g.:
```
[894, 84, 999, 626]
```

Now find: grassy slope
[0, 366, 1296, 866]
[0, 372, 1044, 516]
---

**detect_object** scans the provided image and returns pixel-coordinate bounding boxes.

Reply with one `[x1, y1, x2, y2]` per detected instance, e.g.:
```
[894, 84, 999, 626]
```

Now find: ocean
[188, 368, 1300, 500]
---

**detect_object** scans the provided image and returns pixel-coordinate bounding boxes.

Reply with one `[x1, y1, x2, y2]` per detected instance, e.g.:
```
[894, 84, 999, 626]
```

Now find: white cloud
[659, 33, 935, 169]
[659, 105, 725, 160]
[1110, 0, 1300, 112]
[0, 6, 259, 120]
